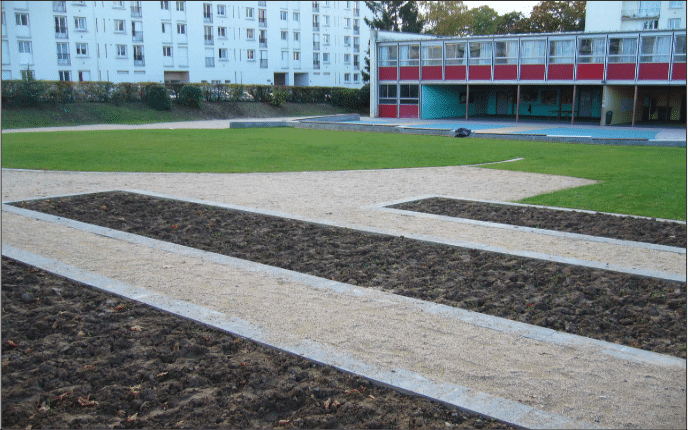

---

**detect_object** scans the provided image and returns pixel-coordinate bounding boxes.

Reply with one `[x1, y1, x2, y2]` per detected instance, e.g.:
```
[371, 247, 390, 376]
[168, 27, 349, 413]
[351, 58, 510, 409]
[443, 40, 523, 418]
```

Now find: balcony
[354, 25, 359, 35]
[134, 57, 145, 67]
[354, 8, 359, 17]
[57, 54, 70, 66]
[204, 36, 214, 45]
[354, 44, 360, 52]
[131, 6, 142, 17]
[313, 41, 320, 51]
[621, 7, 660, 19]
[132, 31, 143, 42]
[260, 59, 268, 68]
[53, 1, 66, 12]
[354, 61, 359, 70]
[313, 24, 320, 31]
[55, 27, 68, 39]
[259, 37, 267, 48]
[204, 15, 213, 23]
[313, 61, 320, 69]
[259, 17, 267, 27]
[312, 3, 319, 12]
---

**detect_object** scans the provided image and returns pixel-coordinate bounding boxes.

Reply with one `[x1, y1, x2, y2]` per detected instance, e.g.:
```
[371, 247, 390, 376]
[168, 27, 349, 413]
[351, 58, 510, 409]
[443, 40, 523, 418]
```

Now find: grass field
[2, 128, 685, 220]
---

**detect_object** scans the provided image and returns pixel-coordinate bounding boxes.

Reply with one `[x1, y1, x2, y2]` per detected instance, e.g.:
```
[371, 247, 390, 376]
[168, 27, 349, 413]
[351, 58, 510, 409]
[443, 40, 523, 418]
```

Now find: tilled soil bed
[1, 258, 516, 429]
[11, 191, 687, 359]
[390, 198, 686, 248]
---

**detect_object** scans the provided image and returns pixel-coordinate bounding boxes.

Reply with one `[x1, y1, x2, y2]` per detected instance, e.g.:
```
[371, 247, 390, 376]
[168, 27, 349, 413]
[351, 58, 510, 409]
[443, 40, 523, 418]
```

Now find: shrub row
[1, 78, 371, 111]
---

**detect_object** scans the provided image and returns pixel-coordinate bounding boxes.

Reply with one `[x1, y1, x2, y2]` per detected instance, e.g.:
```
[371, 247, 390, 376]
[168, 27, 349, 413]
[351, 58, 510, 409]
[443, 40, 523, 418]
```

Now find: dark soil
[2, 258, 516, 429]
[390, 198, 686, 248]
[12, 191, 686, 359]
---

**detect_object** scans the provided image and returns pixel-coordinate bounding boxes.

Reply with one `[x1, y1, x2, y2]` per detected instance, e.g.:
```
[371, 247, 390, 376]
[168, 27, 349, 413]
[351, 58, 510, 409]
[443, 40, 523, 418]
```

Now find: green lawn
[2, 128, 685, 220]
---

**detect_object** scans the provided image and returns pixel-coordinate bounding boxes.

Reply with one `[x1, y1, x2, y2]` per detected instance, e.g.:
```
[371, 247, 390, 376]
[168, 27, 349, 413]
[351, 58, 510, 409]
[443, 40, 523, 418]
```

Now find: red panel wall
[468, 65, 491, 80]
[421, 66, 442, 80]
[400, 66, 419, 80]
[638, 63, 670, 80]
[378, 104, 397, 118]
[576, 63, 604, 80]
[547, 64, 574, 80]
[379, 67, 397, 81]
[399, 104, 418, 118]
[444, 65, 466, 80]
[606, 63, 636, 80]
[493, 65, 517, 80]
[520, 64, 545, 80]
[672, 62, 687, 80]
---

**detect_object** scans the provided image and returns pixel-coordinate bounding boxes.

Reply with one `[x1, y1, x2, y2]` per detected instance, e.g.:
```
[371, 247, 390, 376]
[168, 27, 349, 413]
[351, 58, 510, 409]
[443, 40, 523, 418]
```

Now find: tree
[466, 5, 500, 35]
[419, 1, 468, 36]
[527, 1, 586, 33]
[364, 1, 425, 32]
[494, 11, 530, 34]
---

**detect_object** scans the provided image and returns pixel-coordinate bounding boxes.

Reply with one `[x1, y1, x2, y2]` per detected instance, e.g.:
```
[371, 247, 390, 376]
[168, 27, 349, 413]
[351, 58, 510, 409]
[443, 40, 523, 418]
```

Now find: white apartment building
[586, 1, 686, 32]
[1, 1, 372, 88]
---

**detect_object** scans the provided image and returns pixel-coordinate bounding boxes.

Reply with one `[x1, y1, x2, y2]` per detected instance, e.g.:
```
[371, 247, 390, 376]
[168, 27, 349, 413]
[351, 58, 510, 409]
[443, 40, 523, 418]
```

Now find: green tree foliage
[364, 1, 425, 32]
[420, 1, 468, 36]
[527, 1, 586, 32]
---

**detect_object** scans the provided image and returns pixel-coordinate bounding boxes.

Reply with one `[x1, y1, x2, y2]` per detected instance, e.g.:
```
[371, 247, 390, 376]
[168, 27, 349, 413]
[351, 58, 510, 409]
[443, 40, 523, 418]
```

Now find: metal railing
[53, 1, 66, 12]
[259, 38, 267, 48]
[131, 6, 142, 17]
[313, 61, 320, 69]
[204, 36, 214, 45]
[313, 42, 320, 51]
[134, 57, 145, 66]
[57, 54, 70, 66]
[259, 17, 267, 27]
[55, 27, 68, 39]
[132, 31, 143, 42]
[621, 7, 660, 19]
[260, 59, 268, 68]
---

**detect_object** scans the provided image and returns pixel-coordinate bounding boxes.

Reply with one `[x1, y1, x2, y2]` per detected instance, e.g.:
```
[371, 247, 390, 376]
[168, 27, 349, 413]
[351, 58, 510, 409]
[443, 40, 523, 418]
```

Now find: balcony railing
[313, 24, 320, 31]
[57, 54, 70, 66]
[204, 15, 213, 23]
[354, 25, 359, 35]
[313, 61, 320, 69]
[132, 31, 143, 42]
[55, 27, 68, 39]
[259, 17, 267, 27]
[259, 38, 267, 48]
[131, 6, 142, 17]
[53, 1, 66, 12]
[313, 42, 320, 51]
[260, 59, 268, 68]
[258, 1, 266, 5]
[312, 3, 319, 12]
[621, 7, 660, 19]
[354, 44, 360, 52]
[354, 61, 359, 70]
[134, 57, 145, 66]
[204, 36, 214, 45]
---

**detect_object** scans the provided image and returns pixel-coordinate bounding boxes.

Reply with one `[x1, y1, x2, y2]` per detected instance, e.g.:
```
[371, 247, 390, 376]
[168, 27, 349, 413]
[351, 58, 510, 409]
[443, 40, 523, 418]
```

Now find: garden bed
[389, 197, 686, 248]
[11, 191, 686, 359]
[2, 258, 514, 429]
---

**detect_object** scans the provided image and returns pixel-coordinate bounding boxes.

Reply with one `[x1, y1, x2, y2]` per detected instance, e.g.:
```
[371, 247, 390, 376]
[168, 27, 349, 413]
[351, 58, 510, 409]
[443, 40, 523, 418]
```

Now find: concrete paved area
[1, 119, 686, 429]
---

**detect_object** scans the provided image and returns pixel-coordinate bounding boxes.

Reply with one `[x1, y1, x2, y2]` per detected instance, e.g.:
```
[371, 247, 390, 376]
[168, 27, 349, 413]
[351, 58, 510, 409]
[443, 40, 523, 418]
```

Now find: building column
[632, 85, 638, 127]
[465, 84, 470, 121]
[516, 84, 520, 123]
[571, 85, 576, 125]
[370, 30, 378, 118]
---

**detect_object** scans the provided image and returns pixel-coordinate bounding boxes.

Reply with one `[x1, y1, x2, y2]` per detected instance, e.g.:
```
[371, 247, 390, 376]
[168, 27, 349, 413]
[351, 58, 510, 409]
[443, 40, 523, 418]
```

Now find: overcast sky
[462, 1, 541, 16]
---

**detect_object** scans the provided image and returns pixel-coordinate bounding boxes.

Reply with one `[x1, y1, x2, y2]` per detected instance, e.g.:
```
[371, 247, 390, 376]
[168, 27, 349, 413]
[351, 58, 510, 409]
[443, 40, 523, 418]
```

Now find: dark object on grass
[454, 127, 472, 138]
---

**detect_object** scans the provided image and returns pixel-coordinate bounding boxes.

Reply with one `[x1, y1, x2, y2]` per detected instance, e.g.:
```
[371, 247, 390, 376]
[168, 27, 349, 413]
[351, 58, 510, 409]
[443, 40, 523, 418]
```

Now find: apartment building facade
[586, 1, 686, 32]
[1, 1, 372, 87]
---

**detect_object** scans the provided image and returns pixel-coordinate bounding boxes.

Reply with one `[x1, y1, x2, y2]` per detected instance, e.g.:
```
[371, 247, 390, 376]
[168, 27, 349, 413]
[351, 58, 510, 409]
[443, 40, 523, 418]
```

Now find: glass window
[608, 38, 637, 63]
[399, 44, 419, 66]
[114, 19, 125, 32]
[640, 35, 671, 62]
[116, 44, 127, 57]
[217, 4, 226, 16]
[445, 42, 466, 65]
[293, 51, 300, 60]
[379, 84, 396, 104]
[76, 43, 88, 56]
[520, 40, 545, 64]
[577, 37, 605, 63]
[16, 13, 29, 26]
[379, 45, 398, 67]
[469, 41, 492, 65]
[399, 84, 419, 104]
[74, 16, 87, 31]
[177, 23, 186, 34]
[549, 39, 575, 64]
[674, 34, 686, 62]
[494, 40, 518, 64]
[246, 7, 253, 18]
[422, 45, 442, 66]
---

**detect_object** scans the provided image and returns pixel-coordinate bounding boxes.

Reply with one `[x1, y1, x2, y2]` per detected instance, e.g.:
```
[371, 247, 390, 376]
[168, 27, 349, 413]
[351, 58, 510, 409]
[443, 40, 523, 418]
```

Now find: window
[445, 42, 466, 65]
[548, 39, 575, 64]
[642, 20, 658, 30]
[163, 46, 172, 56]
[400, 44, 420, 66]
[57, 42, 70, 65]
[115, 19, 125, 32]
[54, 1, 67, 12]
[280, 11, 287, 20]
[76, 43, 88, 56]
[344, 36, 351, 46]
[177, 23, 186, 34]
[218, 26, 226, 37]
[640, 35, 671, 62]
[18, 41, 32, 53]
[2, 41, 9, 64]
[468, 41, 491, 65]
[74, 17, 87, 31]
[204, 26, 213, 44]
[400, 84, 419, 104]
[246, 7, 254, 18]
[133, 45, 144, 65]
[160, 1, 169, 10]
[176, 1, 185, 11]
[59, 70, 71, 81]
[116, 44, 127, 57]
[247, 28, 254, 39]
[344, 18, 350, 27]
[674, 34, 687, 62]
[293, 51, 300, 60]
[668, 18, 681, 29]
[55, 16, 68, 36]
[344, 73, 351, 82]
[422, 45, 442, 66]
[379, 84, 396, 104]
[293, 12, 300, 21]
[293, 31, 300, 41]
[219, 48, 227, 59]
[670, 1, 684, 7]
[354, 73, 359, 82]
[281, 30, 288, 40]
[313, 52, 320, 68]
[203, 3, 213, 21]
[247, 49, 255, 60]
[217, 4, 226, 16]
[520, 39, 546, 64]
[324, 15, 330, 26]
[323, 52, 330, 63]
[577, 37, 605, 63]
[205, 48, 214, 67]
[16, 13, 29, 26]
[323, 34, 330, 45]
[494, 40, 518, 64]
[344, 53, 350, 63]
[379, 45, 398, 67]
[608, 38, 637, 63]
[21, 70, 35, 80]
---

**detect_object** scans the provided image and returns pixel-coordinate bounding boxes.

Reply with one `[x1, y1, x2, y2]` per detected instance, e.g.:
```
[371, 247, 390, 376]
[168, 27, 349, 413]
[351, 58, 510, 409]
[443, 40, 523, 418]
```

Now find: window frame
[76, 43, 88, 57]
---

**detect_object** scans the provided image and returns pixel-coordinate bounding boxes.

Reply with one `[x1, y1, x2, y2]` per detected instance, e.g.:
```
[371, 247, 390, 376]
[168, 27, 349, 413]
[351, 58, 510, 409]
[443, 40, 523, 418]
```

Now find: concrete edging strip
[1, 245, 602, 429]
